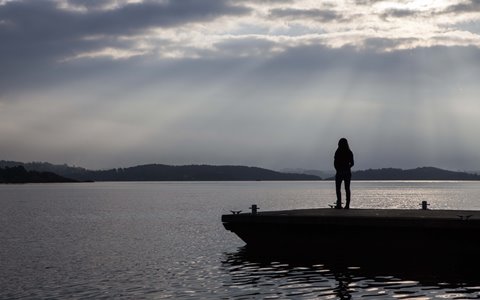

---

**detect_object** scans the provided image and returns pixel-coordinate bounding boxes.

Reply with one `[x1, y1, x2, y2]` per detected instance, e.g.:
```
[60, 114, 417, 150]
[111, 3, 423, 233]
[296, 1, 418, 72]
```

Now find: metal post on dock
[421, 201, 429, 210]
[250, 204, 259, 215]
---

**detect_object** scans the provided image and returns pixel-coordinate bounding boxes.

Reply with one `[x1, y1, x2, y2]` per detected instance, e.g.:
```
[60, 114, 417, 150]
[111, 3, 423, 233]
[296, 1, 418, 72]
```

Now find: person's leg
[344, 177, 351, 209]
[335, 175, 342, 208]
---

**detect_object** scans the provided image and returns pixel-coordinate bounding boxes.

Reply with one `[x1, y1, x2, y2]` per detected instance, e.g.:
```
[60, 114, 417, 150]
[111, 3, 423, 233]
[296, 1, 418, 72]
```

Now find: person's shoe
[335, 205, 342, 209]
[344, 206, 349, 209]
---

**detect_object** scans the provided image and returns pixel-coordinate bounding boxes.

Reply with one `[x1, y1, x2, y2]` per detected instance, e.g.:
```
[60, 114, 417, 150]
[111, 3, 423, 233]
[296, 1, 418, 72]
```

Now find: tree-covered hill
[0, 166, 76, 183]
[70, 164, 321, 181]
[3, 160, 480, 182]
[350, 167, 480, 180]
[0, 161, 321, 181]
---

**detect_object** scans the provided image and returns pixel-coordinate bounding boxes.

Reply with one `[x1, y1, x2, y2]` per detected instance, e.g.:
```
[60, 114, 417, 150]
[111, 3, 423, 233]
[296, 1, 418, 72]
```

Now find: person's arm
[350, 151, 354, 168]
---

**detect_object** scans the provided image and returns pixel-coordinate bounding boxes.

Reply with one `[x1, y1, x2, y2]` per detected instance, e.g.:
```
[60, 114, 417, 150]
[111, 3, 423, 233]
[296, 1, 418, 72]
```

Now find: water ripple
[219, 247, 480, 299]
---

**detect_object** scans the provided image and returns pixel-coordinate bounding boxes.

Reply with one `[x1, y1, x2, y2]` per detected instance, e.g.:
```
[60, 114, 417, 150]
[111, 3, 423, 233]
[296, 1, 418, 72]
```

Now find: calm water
[1, 181, 480, 299]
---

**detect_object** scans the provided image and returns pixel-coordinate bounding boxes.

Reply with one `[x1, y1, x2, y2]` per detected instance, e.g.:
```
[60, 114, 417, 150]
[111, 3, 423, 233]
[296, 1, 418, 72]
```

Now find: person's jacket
[334, 149, 354, 173]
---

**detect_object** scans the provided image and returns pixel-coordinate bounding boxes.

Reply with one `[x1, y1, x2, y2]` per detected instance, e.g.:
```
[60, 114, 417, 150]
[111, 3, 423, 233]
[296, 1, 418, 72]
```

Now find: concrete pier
[222, 208, 480, 255]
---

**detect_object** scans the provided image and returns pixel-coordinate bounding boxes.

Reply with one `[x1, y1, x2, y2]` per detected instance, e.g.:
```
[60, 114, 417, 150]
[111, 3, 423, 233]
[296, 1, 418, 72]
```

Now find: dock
[222, 207, 480, 255]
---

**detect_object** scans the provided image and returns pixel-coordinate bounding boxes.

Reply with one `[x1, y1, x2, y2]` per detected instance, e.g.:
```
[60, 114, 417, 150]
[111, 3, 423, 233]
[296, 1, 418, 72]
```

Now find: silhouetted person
[334, 138, 354, 209]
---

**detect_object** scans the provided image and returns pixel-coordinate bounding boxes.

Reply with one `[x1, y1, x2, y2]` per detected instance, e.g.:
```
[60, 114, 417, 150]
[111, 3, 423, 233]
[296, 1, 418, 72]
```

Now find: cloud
[353, 0, 385, 5]
[238, 0, 294, 3]
[213, 36, 279, 57]
[64, 0, 116, 10]
[2, 0, 480, 73]
[269, 8, 346, 23]
[443, 0, 480, 14]
[0, 0, 250, 37]
[0, 0, 251, 94]
[380, 8, 419, 19]
[362, 37, 419, 51]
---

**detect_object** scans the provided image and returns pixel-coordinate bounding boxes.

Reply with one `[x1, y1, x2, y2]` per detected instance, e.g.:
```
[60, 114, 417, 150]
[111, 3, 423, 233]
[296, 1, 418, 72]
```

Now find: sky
[1, 0, 480, 171]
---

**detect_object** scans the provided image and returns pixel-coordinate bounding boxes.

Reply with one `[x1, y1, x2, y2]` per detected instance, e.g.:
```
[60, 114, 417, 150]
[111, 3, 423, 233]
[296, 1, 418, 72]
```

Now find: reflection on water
[222, 246, 480, 299]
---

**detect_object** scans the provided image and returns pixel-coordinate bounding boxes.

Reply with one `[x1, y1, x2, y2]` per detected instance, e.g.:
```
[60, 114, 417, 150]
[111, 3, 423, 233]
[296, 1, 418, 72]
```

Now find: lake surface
[1, 181, 480, 299]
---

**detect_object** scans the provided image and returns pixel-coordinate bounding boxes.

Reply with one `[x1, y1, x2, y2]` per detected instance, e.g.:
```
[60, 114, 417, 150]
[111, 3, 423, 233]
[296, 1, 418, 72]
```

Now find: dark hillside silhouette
[0, 161, 321, 181]
[0, 166, 76, 183]
[351, 167, 480, 180]
[3, 160, 480, 182]
[74, 164, 321, 181]
[0, 160, 88, 179]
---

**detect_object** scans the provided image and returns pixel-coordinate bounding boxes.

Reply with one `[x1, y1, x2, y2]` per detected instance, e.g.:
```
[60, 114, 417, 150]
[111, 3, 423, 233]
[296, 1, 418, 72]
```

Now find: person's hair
[338, 138, 349, 150]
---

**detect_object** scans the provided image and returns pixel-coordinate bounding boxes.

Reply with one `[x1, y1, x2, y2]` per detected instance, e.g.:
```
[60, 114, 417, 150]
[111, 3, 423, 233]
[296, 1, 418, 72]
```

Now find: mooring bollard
[250, 204, 259, 215]
[421, 201, 429, 210]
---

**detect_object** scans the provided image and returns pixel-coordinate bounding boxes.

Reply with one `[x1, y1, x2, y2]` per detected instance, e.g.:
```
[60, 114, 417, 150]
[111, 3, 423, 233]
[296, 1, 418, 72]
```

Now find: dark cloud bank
[0, 0, 250, 94]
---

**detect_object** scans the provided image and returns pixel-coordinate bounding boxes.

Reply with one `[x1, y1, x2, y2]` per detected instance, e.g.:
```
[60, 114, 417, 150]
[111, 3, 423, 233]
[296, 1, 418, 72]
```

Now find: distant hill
[0, 160, 89, 179]
[3, 160, 479, 181]
[348, 167, 480, 180]
[0, 161, 321, 181]
[0, 166, 76, 183]
[281, 168, 335, 179]
[85, 164, 321, 181]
